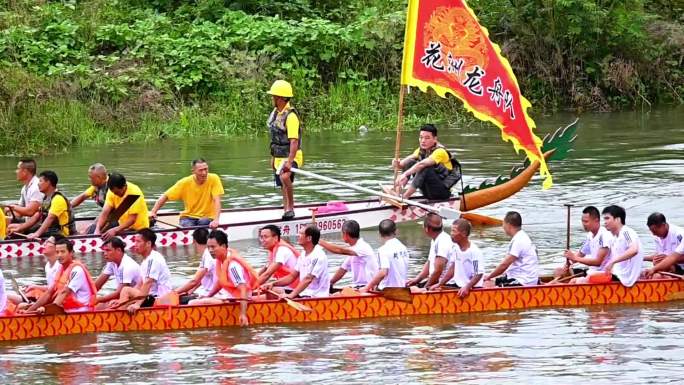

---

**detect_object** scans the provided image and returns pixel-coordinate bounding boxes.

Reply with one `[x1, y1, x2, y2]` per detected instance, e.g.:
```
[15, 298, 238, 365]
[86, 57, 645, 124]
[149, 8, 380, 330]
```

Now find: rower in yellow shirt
[27, 171, 76, 239]
[95, 172, 149, 241]
[70, 163, 109, 234]
[267, 80, 303, 220]
[149, 158, 225, 228]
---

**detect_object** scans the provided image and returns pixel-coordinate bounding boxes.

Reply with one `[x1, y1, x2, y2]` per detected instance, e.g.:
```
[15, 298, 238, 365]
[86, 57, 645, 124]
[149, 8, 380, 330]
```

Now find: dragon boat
[0, 121, 577, 259]
[1, 276, 681, 342]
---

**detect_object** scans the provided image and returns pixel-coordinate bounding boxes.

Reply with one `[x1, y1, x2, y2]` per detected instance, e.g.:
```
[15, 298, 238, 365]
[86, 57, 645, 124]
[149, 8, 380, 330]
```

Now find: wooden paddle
[153, 218, 182, 229]
[286, 167, 461, 219]
[102, 194, 141, 230]
[7, 272, 29, 303]
[372, 287, 413, 303]
[547, 272, 584, 285]
[266, 289, 312, 312]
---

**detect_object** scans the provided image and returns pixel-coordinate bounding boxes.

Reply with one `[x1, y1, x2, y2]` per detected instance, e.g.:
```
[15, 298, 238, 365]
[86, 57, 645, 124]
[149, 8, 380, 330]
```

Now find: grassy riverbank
[1, 0, 681, 153]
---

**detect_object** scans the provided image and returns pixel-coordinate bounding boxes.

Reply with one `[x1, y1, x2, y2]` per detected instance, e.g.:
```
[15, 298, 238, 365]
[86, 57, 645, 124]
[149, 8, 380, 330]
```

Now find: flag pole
[393, 84, 406, 193]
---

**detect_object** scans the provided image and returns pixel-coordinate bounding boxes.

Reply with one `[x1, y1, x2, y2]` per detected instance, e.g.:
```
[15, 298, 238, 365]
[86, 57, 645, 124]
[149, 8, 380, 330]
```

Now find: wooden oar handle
[660, 271, 684, 280]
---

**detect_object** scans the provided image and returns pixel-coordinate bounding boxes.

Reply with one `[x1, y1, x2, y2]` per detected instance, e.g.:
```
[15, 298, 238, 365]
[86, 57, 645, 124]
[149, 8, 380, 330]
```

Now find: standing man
[149, 158, 224, 229]
[95, 172, 149, 240]
[559, 206, 613, 284]
[70, 163, 109, 234]
[6, 159, 43, 234]
[320, 220, 378, 290]
[27, 171, 76, 239]
[406, 213, 453, 289]
[263, 225, 330, 299]
[483, 211, 539, 287]
[94, 237, 142, 309]
[431, 219, 485, 298]
[256, 225, 300, 288]
[642, 213, 684, 278]
[602, 205, 644, 287]
[360, 219, 410, 293]
[266, 80, 303, 220]
[393, 124, 460, 200]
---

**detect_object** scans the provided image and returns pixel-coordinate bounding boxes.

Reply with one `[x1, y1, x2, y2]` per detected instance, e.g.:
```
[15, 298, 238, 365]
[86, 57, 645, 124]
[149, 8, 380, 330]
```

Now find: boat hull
[0, 197, 458, 258]
[1, 279, 682, 342]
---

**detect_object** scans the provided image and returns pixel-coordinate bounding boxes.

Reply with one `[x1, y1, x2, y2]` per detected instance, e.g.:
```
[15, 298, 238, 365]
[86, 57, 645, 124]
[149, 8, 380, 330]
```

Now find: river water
[0, 107, 683, 384]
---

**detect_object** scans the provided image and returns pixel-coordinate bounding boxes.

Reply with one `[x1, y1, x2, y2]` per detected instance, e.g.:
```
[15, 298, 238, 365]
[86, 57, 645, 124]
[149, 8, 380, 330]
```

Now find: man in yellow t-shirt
[27, 170, 75, 239]
[149, 158, 224, 228]
[70, 163, 109, 234]
[266, 80, 303, 221]
[95, 172, 149, 241]
[393, 124, 461, 200]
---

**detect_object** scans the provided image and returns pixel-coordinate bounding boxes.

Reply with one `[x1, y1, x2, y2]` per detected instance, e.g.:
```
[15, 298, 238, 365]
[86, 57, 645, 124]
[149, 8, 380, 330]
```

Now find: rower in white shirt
[116, 228, 174, 313]
[264, 225, 331, 298]
[561, 206, 614, 284]
[602, 205, 644, 287]
[484, 211, 539, 287]
[431, 219, 485, 297]
[360, 219, 409, 292]
[642, 212, 684, 279]
[319, 220, 378, 290]
[407, 213, 452, 290]
[94, 237, 142, 309]
[20, 235, 62, 303]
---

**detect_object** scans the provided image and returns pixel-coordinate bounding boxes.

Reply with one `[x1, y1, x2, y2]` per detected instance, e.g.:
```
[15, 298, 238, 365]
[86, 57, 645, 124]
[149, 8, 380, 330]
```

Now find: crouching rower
[319, 220, 377, 291]
[22, 238, 97, 314]
[174, 229, 230, 304]
[23, 235, 62, 300]
[483, 211, 539, 287]
[642, 213, 684, 279]
[93, 237, 142, 309]
[262, 225, 330, 299]
[360, 219, 409, 292]
[255, 225, 299, 289]
[559, 206, 613, 284]
[406, 213, 452, 290]
[188, 230, 257, 327]
[115, 228, 174, 313]
[0, 269, 18, 316]
[431, 219, 485, 297]
[602, 205, 644, 287]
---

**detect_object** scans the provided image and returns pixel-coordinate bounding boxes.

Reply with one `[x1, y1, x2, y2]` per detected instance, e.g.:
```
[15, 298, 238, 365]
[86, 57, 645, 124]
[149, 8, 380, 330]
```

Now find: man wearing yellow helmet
[267, 80, 303, 220]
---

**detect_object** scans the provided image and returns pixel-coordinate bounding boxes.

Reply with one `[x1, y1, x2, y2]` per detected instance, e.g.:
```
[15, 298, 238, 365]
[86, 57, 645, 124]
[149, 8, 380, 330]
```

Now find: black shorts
[179, 294, 198, 305]
[274, 161, 298, 187]
[571, 267, 588, 277]
[141, 295, 156, 308]
[494, 276, 522, 287]
[675, 265, 684, 275]
[443, 283, 461, 289]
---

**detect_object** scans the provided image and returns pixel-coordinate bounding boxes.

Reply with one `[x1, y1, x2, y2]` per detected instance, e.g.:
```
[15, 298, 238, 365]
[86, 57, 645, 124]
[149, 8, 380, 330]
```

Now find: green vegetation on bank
[0, 0, 681, 153]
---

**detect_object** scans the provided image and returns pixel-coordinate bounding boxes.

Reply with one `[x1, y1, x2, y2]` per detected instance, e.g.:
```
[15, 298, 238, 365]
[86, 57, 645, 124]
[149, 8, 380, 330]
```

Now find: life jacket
[40, 190, 76, 236]
[417, 143, 461, 189]
[54, 260, 97, 311]
[216, 248, 259, 298]
[267, 105, 302, 158]
[92, 183, 109, 208]
[267, 240, 300, 288]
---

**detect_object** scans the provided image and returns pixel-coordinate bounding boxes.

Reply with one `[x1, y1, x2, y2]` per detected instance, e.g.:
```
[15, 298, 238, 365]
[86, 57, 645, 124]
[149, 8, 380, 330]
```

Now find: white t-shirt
[140, 250, 173, 297]
[448, 242, 485, 288]
[579, 227, 613, 272]
[66, 266, 94, 313]
[428, 232, 452, 283]
[654, 225, 684, 268]
[45, 260, 61, 288]
[341, 238, 378, 286]
[297, 245, 330, 298]
[102, 254, 142, 287]
[610, 225, 644, 287]
[196, 249, 217, 296]
[376, 237, 410, 290]
[273, 245, 298, 273]
[20, 176, 43, 208]
[0, 269, 7, 314]
[505, 230, 539, 286]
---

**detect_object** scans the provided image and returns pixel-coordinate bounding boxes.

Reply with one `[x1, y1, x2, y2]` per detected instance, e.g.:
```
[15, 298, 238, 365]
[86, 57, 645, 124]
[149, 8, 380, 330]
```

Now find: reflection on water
[0, 107, 683, 383]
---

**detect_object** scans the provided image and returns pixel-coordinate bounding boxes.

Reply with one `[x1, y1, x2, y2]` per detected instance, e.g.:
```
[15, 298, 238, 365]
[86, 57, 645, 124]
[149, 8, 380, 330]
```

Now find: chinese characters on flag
[401, 0, 552, 188]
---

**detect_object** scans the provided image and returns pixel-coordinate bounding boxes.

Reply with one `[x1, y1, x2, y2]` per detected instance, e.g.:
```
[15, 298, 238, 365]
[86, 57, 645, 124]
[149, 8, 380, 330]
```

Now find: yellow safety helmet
[266, 80, 294, 98]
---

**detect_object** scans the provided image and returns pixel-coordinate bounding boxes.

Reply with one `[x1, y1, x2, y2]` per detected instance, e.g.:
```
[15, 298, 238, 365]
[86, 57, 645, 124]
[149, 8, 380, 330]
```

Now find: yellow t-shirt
[0, 209, 6, 240]
[164, 173, 225, 219]
[48, 193, 71, 236]
[104, 182, 149, 230]
[84, 185, 96, 197]
[412, 147, 453, 170]
[273, 106, 303, 169]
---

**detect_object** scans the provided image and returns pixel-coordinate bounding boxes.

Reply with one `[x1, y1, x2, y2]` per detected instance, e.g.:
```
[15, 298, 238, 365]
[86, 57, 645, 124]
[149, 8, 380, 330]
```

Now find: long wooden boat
[0, 120, 577, 259]
[1, 278, 681, 342]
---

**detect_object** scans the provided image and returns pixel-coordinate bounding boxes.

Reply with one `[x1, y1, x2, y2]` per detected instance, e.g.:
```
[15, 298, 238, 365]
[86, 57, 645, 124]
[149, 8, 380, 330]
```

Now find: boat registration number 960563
[279, 218, 349, 236]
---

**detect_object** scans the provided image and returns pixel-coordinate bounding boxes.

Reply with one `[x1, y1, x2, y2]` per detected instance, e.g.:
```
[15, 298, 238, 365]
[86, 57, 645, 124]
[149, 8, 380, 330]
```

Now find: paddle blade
[381, 287, 413, 303]
[438, 207, 461, 220]
[43, 303, 66, 315]
[286, 298, 312, 312]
